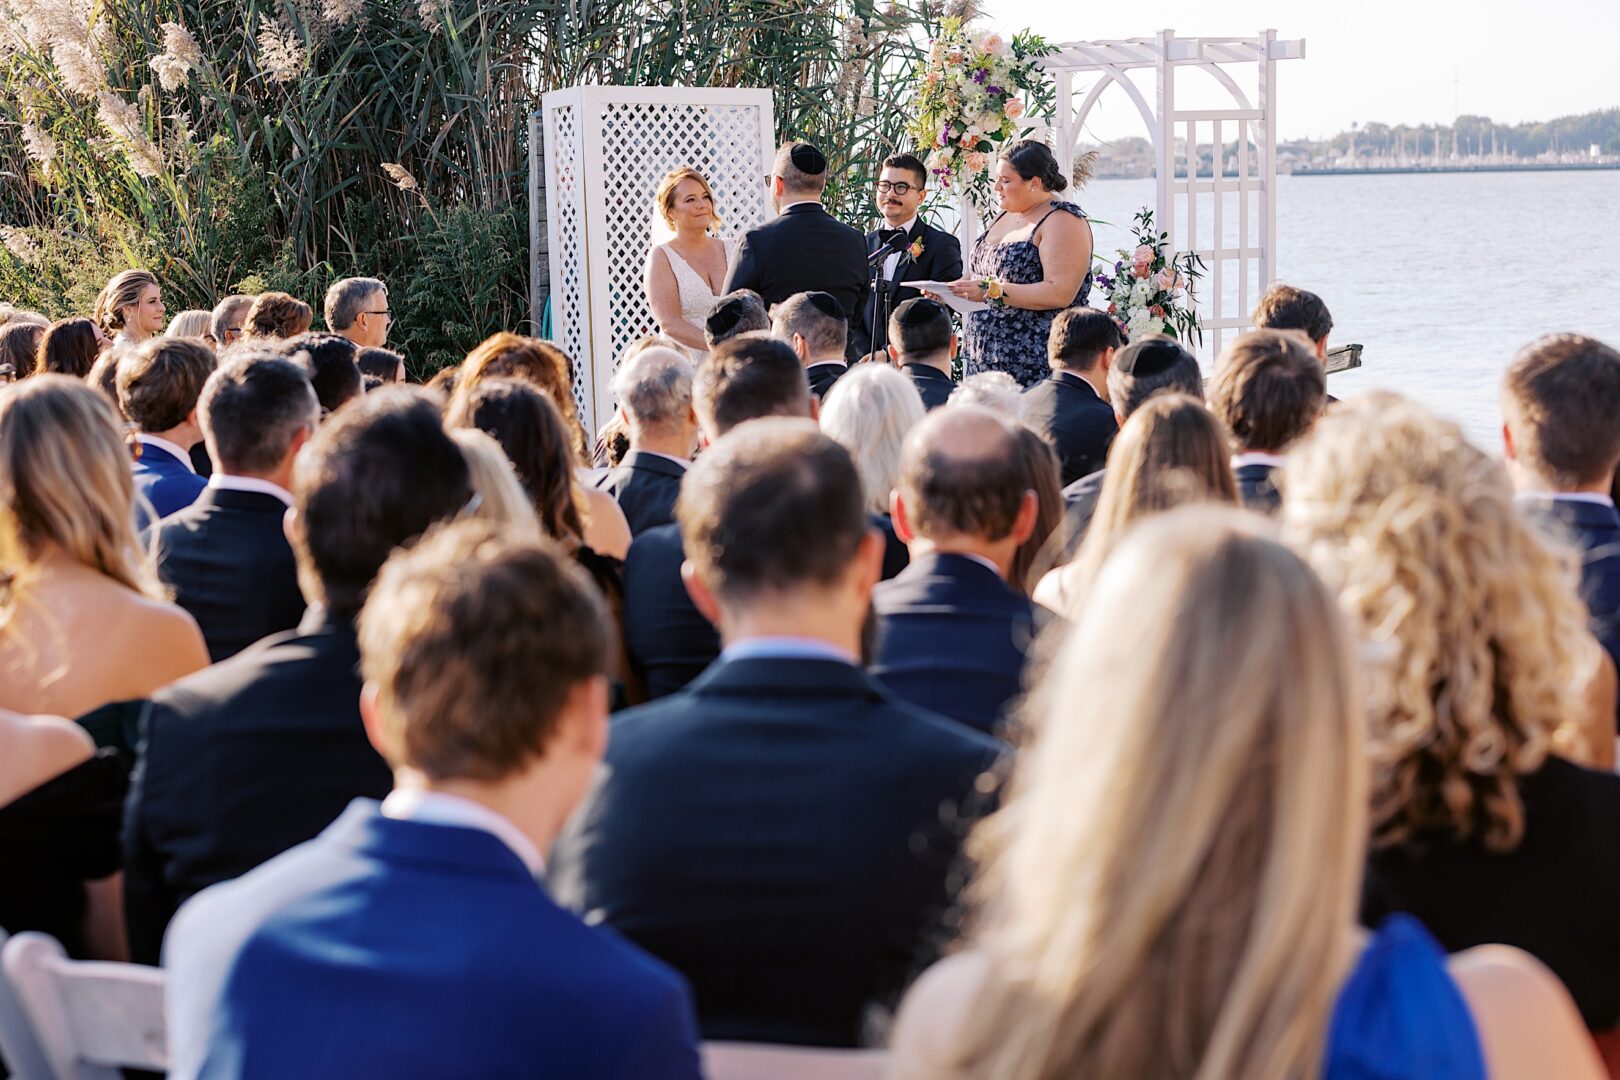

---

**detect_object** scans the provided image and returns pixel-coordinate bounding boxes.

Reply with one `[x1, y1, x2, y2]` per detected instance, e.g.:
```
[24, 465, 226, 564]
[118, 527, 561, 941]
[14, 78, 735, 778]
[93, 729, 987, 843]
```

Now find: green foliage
[0, 0, 942, 369]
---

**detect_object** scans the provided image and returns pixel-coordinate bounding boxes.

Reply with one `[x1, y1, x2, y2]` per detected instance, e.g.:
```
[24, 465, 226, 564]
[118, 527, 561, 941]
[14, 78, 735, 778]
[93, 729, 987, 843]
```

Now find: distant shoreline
[1291, 162, 1620, 177]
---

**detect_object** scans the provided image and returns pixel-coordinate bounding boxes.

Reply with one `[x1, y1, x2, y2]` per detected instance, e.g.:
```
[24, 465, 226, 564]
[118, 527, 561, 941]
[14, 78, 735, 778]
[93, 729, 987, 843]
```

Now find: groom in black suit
[724, 142, 868, 358]
[852, 153, 964, 360]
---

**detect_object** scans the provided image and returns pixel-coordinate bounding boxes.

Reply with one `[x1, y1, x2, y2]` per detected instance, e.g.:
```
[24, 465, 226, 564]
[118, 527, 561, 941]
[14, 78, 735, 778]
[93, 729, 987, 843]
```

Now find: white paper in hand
[911, 281, 988, 316]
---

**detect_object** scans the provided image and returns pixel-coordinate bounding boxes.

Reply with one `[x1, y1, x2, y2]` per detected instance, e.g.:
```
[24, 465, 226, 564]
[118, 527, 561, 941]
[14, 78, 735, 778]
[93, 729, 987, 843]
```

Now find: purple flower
[972, 70, 987, 83]
[987, 85, 1003, 95]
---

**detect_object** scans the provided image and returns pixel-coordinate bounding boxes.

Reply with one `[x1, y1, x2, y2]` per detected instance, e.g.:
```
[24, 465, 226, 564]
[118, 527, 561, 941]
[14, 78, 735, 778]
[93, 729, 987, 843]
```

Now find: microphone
[867, 231, 908, 266]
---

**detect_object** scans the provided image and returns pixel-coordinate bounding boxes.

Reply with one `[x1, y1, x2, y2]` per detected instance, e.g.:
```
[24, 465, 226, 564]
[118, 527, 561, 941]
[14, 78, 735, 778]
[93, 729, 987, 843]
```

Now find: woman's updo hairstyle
[1001, 139, 1067, 193]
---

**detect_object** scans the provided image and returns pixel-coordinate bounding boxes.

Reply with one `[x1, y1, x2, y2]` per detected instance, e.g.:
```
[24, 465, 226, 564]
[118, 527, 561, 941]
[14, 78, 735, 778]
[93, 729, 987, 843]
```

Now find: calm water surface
[1074, 171, 1620, 451]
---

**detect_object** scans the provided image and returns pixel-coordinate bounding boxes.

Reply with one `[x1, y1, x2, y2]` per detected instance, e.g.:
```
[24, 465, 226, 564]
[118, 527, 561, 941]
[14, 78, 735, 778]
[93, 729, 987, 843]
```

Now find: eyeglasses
[875, 181, 918, 195]
[362, 310, 392, 322]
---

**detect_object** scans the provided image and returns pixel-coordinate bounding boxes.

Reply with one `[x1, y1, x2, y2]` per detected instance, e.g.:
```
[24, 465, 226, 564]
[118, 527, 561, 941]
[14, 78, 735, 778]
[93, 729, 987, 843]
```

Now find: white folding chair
[1, 932, 167, 1079]
[0, 927, 54, 1080]
[702, 1040, 888, 1080]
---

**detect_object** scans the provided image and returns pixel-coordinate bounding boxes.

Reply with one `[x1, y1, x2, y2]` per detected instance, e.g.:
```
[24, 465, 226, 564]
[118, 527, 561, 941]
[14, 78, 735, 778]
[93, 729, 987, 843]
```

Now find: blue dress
[963, 201, 1092, 388]
[1324, 914, 1486, 1079]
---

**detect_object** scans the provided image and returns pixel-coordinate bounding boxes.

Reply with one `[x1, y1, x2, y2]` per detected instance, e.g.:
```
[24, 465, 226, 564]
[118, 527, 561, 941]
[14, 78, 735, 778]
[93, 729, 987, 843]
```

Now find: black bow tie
[878, 228, 909, 244]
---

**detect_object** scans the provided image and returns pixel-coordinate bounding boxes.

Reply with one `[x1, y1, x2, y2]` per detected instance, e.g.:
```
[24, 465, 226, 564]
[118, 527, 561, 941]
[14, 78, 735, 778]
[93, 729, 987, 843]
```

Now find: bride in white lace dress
[644, 167, 734, 358]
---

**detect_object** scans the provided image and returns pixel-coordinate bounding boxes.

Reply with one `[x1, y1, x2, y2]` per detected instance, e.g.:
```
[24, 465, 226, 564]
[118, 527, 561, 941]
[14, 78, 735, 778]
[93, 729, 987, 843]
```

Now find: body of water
[1070, 170, 1620, 451]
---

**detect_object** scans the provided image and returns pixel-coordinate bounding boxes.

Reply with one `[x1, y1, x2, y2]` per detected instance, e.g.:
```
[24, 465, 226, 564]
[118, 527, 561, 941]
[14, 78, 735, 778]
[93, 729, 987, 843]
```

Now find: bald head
[611, 345, 693, 435]
[899, 405, 1028, 541]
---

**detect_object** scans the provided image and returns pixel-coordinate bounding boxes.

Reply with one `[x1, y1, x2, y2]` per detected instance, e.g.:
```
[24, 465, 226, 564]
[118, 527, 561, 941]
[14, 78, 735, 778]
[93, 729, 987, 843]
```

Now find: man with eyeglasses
[853, 153, 963, 361]
[324, 276, 393, 350]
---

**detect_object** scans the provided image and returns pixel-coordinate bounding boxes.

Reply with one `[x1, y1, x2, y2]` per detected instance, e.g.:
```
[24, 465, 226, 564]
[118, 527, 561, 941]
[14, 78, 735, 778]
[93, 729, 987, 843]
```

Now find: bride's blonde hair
[956, 506, 1366, 1080]
[654, 167, 722, 232]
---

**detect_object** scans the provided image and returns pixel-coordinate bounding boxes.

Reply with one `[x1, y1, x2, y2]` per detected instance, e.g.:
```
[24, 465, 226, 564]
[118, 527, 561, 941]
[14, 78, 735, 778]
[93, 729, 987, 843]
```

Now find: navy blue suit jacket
[622, 524, 721, 700]
[1523, 496, 1620, 722]
[149, 486, 306, 662]
[133, 440, 205, 529]
[1021, 372, 1117, 487]
[548, 656, 1003, 1047]
[806, 361, 848, 401]
[596, 451, 687, 538]
[871, 552, 1037, 734]
[123, 609, 391, 964]
[1234, 462, 1283, 514]
[724, 203, 869, 356]
[904, 364, 955, 411]
[165, 802, 703, 1079]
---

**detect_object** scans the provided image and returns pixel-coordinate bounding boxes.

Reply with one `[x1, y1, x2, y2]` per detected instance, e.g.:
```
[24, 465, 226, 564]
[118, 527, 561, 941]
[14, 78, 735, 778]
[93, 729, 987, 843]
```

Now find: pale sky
[983, 0, 1620, 142]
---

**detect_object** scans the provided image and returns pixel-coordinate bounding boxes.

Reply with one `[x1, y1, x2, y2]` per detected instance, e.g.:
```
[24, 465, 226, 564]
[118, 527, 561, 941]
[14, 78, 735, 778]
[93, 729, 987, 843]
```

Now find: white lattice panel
[540, 86, 776, 434]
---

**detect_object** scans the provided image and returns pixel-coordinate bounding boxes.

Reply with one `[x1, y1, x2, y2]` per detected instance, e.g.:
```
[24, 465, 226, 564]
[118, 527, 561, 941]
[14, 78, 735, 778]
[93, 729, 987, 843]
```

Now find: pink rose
[1132, 244, 1154, 267]
[1004, 98, 1025, 119]
[1150, 304, 1165, 318]
[1155, 267, 1177, 290]
[1133, 264, 1151, 279]
[981, 33, 1005, 55]
[964, 151, 987, 172]
[1107, 302, 1117, 315]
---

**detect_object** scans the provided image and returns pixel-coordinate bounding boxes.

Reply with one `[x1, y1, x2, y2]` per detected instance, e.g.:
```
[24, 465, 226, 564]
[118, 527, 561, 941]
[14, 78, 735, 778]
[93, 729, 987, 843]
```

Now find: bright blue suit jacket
[132, 440, 205, 529]
[164, 800, 704, 1080]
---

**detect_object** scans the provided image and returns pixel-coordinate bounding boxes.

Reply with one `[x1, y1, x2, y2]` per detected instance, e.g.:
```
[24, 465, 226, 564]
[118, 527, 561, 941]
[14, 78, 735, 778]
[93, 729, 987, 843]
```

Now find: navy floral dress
[963, 201, 1092, 388]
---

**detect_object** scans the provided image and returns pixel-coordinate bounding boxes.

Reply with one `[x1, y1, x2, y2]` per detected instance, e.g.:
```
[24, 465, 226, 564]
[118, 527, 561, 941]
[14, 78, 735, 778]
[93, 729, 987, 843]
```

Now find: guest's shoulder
[876, 693, 1005, 761]
[889, 950, 991, 1079]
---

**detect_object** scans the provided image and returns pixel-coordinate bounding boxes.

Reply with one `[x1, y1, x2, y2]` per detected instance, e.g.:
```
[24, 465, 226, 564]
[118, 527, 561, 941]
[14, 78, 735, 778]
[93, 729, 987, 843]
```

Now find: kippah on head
[707, 298, 746, 339]
[896, 298, 947, 327]
[1114, 336, 1193, 379]
[790, 142, 827, 175]
[805, 291, 845, 321]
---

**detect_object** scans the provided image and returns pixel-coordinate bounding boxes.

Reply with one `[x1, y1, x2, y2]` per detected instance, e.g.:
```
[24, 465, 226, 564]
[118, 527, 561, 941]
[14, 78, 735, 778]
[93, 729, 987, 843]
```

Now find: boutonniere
[908, 238, 925, 260]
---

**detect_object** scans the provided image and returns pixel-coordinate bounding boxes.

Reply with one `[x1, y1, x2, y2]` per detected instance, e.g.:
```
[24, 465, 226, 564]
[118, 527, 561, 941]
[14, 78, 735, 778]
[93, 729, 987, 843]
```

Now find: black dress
[1362, 754, 1620, 1030]
[963, 202, 1092, 388]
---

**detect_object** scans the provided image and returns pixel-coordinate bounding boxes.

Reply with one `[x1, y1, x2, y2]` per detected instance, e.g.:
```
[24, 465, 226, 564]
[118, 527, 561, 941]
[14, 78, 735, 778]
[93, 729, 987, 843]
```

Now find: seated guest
[1285, 395, 1620, 1031]
[277, 331, 362, 416]
[323, 276, 391, 350]
[86, 350, 123, 412]
[458, 332, 589, 464]
[0, 320, 44, 381]
[241, 291, 312, 342]
[450, 428, 541, 538]
[596, 346, 697, 536]
[1062, 335, 1204, 532]
[150, 354, 319, 661]
[1502, 333, 1620, 707]
[34, 317, 105, 379]
[886, 298, 957, 410]
[1207, 328, 1326, 513]
[889, 508, 1602, 1080]
[1008, 426, 1066, 596]
[122, 388, 473, 964]
[165, 310, 215, 346]
[1036, 394, 1237, 614]
[551, 420, 1002, 1047]
[209, 294, 254, 351]
[1253, 281, 1334, 360]
[0, 709, 95, 810]
[703, 288, 770, 350]
[358, 346, 406, 384]
[947, 371, 1022, 419]
[772, 290, 850, 399]
[820, 363, 927, 579]
[96, 269, 164, 352]
[621, 335, 809, 698]
[118, 336, 215, 525]
[1022, 306, 1120, 486]
[448, 378, 630, 561]
[874, 406, 1037, 734]
[165, 522, 703, 1079]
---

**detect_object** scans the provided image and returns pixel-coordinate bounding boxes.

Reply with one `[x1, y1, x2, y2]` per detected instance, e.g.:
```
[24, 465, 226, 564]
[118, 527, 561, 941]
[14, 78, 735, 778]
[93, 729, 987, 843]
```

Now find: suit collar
[138, 435, 196, 471]
[897, 550, 1011, 588]
[684, 655, 894, 704]
[298, 604, 358, 638]
[904, 363, 953, 383]
[192, 485, 294, 514]
[1051, 370, 1105, 402]
[327, 800, 539, 885]
[780, 202, 826, 217]
[1519, 493, 1620, 530]
[621, 450, 689, 478]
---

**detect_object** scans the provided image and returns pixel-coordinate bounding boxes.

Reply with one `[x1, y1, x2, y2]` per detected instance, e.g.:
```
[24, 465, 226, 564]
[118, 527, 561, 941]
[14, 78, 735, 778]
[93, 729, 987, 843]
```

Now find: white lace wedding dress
[657, 240, 732, 357]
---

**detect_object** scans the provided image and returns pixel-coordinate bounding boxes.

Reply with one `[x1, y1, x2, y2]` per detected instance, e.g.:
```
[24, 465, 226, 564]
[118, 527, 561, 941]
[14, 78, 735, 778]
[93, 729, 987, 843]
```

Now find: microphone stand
[866, 232, 906, 360]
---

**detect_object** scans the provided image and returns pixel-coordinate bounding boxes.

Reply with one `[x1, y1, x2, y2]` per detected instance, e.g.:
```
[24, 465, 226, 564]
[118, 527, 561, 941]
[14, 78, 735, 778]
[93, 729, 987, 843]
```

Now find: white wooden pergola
[1041, 29, 1304, 356]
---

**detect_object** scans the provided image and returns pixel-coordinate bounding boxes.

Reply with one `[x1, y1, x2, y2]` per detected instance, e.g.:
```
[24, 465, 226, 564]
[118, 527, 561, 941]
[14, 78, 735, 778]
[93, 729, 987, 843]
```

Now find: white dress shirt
[207, 473, 294, 508]
[1231, 451, 1288, 470]
[381, 789, 545, 876]
[139, 434, 197, 472]
[719, 636, 859, 667]
[881, 216, 919, 283]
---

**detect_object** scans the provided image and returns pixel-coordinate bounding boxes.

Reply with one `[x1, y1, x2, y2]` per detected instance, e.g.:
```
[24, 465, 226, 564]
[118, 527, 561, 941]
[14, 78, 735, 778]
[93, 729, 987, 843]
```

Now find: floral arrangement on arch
[908, 17, 1053, 216]
[1095, 209, 1205, 344]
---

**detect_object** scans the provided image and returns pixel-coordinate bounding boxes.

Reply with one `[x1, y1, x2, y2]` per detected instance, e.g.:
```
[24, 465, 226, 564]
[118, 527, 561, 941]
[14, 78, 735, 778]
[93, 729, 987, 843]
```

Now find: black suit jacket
[904, 364, 955, 411]
[621, 524, 721, 700]
[871, 553, 1036, 734]
[122, 609, 391, 964]
[724, 203, 869, 356]
[148, 486, 305, 663]
[1021, 372, 1117, 487]
[851, 220, 965, 357]
[1234, 461, 1283, 514]
[806, 361, 848, 401]
[548, 656, 1003, 1047]
[595, 451, 688, 538]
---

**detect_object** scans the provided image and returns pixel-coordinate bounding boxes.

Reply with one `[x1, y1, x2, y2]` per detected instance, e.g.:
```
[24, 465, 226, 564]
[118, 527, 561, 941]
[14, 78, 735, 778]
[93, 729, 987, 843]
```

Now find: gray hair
[166, 310, 214, 340]
[948, 371, 1025, 421]
[819, 363, 927, 515]
[324, 277, 387, 332]
[611, 345, 694, 432]
[210, 295, 254, 343]
[771, 293, 847, 359]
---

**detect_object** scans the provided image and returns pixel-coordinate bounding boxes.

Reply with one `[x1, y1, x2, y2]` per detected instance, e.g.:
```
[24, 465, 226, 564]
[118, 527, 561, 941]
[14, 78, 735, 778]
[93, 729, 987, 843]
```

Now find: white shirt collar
[1232, 451, 1288, 470]
[885, 216, 919, 235]
[632, 450, 690, 471]
[1518, 491, 1617, 508]
[139, 434, 197, 473]
[207, 473, 294, 507]
[720, 636, 859, 667]
[381, 789, 544, 876]
[806, 358, 848, 371]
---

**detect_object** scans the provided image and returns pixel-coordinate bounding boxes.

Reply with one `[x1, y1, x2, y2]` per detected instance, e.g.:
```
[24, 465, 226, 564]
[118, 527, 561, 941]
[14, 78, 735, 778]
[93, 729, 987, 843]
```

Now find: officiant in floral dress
[852, 153, 964, 359]
[947, 141, 1094, 388]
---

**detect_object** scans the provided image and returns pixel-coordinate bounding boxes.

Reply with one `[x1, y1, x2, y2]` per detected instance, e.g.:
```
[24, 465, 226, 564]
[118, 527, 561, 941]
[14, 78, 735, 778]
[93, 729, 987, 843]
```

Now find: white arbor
[1040, 30, 1304, 357]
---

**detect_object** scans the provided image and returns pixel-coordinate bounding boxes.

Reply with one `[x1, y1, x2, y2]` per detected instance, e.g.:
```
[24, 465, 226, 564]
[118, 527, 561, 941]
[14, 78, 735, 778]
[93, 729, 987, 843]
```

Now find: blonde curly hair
[1282, 393, 1595, 853]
